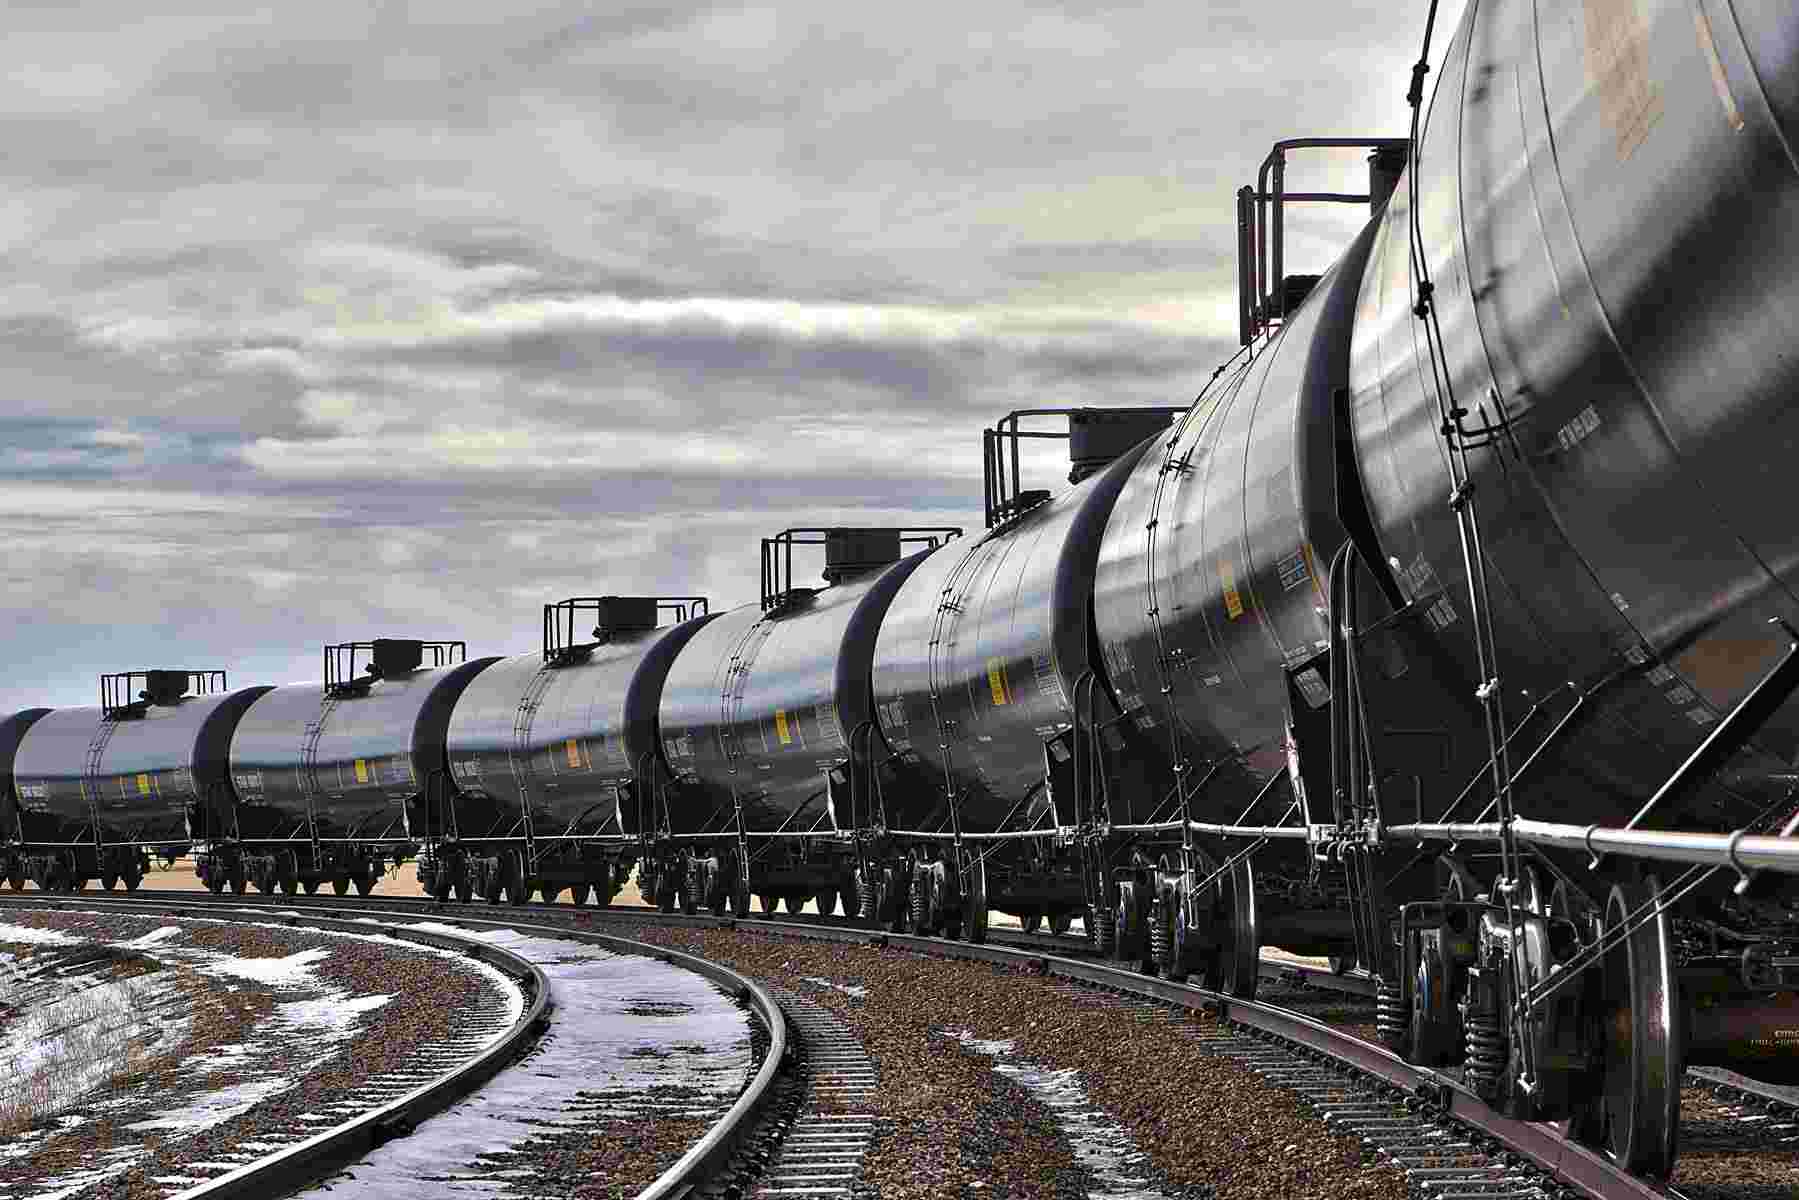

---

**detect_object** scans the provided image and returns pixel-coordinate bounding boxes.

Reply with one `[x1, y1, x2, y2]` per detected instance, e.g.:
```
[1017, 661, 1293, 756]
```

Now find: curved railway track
[15, 889, 1797, 1200]
[0, 896, 796, 1200]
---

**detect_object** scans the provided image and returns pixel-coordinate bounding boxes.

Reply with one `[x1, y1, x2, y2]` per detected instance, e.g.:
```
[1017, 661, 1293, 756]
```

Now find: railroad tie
[752, 987, 878, 1199]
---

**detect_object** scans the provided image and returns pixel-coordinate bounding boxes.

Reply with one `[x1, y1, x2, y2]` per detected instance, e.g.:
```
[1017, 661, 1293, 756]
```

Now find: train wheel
[302, 879, 320, 895]
[963, 856, 988, 945]
[124, 869, 143, 893]
[6, 867, 23, 892]
[1049, 912, 1072, 937]
[571, 881, 591, 907]
[1020, 913, 1042, 935]
[1599, 878, 1681, 1177]
[355, 875, 375, 897]
[785, 894, 807, 916]
[759, 893, 780, 917]
[100, 873, 118, 892]
[1407, 926, 1460, 1066]
[541, 883, 562, 905]
[431, 872, 453, 903]
[505, 853, 528, 905]
[454, 877, 471, 903]
[334, 877, 351, 897]
[229, 869, 247, 896]
[1328, 955, 1352, 975]
[1113, 882, 1141, 963]
[731, 877, 751, 919]
[1217, 855, 1259, 1000]
[655, 869, 678, 913]
[881, 867, 907, 933]
[814, 889, 837, 918]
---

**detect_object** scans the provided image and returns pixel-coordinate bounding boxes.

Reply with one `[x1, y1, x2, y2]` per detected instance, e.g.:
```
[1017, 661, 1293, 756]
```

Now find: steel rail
[0, 892, 790, 1200]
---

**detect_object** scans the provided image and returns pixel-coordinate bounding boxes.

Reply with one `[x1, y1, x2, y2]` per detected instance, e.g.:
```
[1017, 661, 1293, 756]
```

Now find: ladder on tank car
[298, 694, 343, 867]
[507, 665, 556, 871]
[80, 717, 122, 870]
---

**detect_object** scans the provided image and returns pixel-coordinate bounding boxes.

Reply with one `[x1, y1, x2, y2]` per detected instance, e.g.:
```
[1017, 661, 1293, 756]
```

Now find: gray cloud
[0, 0, 1464, 713]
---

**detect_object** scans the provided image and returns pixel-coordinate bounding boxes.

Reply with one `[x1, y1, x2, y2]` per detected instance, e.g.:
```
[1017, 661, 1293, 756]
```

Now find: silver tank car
[654, 529, 952, 915]
[1089, 220, 1380, 961]
[8, 673, 271, 889]
[223, 641, 497, 893]
[660, 531, 944, 834]
[436, 597, 714, 903]
[873, 443, 1158, 836]
[1345, 0, 1799, 835]
[0, 708, 52, 890]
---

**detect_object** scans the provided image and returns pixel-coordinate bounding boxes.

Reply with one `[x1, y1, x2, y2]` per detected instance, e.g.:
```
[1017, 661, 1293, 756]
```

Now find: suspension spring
[638, 866, 658, 906]
[1464, 1009, 1507, 1100]
[1148, 898, 1171, 967]
[1090, 905, 1116, 957]
[685, 864, 704, 913]
[909, 874, 928, 931]
[1375, 978, 1409, 1053]
[857, 870, 876, 921]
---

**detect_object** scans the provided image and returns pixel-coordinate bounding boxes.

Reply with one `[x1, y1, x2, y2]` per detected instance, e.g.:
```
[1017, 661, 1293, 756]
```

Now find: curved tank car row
[5, 0, 1799, 1182]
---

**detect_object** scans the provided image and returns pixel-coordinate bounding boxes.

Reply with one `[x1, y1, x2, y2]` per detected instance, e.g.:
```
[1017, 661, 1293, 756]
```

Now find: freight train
[4, 0, 1798, 1180]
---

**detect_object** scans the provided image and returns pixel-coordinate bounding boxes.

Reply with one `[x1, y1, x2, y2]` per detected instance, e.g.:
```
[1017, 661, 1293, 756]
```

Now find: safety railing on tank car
[1237, 138, 1409, 347]
[324, 640, 465, 695]
[759, 527, 960, 611]
[542, 596, 709, 665]
[100, 669, 228, 717]
[981, 407, 1185, 529]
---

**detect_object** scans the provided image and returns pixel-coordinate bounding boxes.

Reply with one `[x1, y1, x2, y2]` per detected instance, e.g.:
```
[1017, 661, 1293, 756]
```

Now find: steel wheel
[962, 855, 988, 945]
[1021, 913, 1042, 935]
[100, 873, 118, 892]
[1600, 878, 1681, 1176]
[760, 893, 780, 916]
[334, 877, 352, 897]
[454, 877, 472, 903]
[1218, 855, 1258, 1000]
[355, 874, 376, 897]
[785, 893, 807, 916]
[814, 889, 837, 918]
[303, 879, 321, 895]
[1049, 912, 1072, 937]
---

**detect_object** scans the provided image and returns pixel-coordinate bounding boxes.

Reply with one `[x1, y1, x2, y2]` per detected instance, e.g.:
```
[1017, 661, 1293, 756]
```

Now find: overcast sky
[1, 0, 1464, 712]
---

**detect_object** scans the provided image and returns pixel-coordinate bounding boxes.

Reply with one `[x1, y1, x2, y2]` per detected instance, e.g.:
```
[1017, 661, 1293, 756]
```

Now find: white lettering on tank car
[1557, 405, 1603, 451]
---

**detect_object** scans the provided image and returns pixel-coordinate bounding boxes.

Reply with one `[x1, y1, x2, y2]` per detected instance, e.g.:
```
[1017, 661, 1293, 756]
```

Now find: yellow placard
[987, 659, 1011, 706]
[565, 738, 582, 768]
[136, 773, 151, 796]
[774, 709, 793, 745]
[354, 758, 369, 784]
[1220, 559, 1244, 620]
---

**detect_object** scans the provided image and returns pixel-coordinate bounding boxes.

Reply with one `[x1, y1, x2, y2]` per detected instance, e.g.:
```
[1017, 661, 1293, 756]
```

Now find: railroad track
[19, 888, 1797, 1200]
[0, 896, 547, 1200]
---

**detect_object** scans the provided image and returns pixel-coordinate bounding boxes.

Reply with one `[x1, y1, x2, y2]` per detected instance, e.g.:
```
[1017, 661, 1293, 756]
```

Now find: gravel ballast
[610, 921, 1406, 1200]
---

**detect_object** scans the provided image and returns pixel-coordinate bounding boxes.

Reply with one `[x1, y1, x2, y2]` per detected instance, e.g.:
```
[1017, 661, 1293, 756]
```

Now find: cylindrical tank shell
[228, 658, 498, 841]
[443, 615, 715, 838]
[0, 709, 52, 841]
[871, 443, 1152, 831]
[1345, 0, 1799, 831]
[659, 554, 929, 834]
[1091, 221, 1375, 828]
[12, 688, 272, 846]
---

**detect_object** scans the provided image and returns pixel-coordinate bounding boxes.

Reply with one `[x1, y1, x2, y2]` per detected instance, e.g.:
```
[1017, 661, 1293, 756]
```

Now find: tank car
[869, 409, 1180, 940]
[438, 595, 714, 905]
[654, 527, 957, 918]
[1070, 0, 1799, 1179]
[4, 671, 271, 891]
[217, 639, 498, 896]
